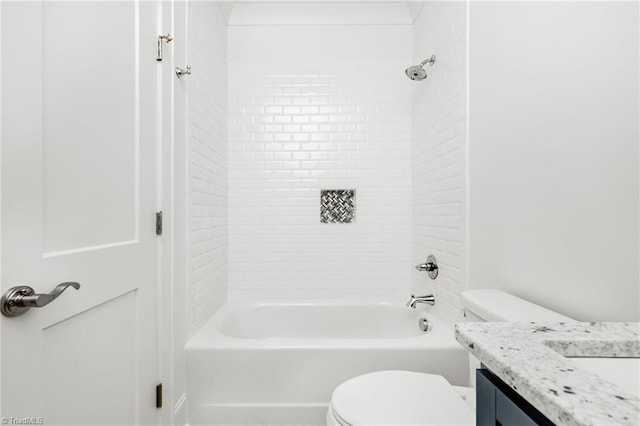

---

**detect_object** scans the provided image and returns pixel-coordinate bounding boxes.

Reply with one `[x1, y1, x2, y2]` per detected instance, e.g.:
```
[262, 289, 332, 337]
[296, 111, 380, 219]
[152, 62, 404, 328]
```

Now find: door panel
[42, 1, 138, 254]
[43, 292, 137, 425]
[1, 1, 158, 424]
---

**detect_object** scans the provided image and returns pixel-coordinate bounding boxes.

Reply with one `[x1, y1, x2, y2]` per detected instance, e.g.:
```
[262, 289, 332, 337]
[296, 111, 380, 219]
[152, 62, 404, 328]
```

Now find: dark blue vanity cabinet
[476, 368, 555, 426]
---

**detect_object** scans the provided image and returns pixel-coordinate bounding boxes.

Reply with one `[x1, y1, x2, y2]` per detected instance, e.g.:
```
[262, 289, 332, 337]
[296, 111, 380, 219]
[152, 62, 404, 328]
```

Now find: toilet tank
[461, 289, 574, 322]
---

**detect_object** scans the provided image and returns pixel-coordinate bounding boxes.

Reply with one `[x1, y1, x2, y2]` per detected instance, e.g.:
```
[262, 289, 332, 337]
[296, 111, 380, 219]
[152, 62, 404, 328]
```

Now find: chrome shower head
[405, 65, 427, 81]
[405, 55, 436, 81]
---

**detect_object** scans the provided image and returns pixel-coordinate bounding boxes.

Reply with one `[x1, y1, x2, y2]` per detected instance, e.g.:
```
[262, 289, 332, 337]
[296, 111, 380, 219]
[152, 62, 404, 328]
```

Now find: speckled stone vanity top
[455, 322, 640, 426]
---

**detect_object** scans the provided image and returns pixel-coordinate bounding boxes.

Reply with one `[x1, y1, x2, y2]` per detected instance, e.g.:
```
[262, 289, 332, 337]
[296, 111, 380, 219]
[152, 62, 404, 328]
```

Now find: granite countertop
[455, 322, 640, 426]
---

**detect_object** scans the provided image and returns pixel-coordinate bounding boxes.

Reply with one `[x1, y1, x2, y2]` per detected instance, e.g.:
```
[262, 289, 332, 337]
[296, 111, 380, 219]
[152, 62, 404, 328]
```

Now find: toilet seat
[328, 371, 475, 426]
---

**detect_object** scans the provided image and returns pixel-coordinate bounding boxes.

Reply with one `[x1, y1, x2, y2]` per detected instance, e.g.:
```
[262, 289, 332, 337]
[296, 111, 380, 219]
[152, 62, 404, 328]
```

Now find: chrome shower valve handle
[1, 282, 81, 317]
[415, 254, 439, 279]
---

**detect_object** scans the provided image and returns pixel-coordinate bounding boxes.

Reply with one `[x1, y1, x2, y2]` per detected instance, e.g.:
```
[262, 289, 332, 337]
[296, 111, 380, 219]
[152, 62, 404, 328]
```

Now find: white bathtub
[185, 302, 469, 425]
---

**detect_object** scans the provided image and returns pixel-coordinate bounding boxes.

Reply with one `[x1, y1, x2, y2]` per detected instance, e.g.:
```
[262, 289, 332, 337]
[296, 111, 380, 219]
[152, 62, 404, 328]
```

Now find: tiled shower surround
[188, 2, 228, 332]
[227, 26, 413, 301]
[221, 3, 471, 327]
[411, 2, 468, 327]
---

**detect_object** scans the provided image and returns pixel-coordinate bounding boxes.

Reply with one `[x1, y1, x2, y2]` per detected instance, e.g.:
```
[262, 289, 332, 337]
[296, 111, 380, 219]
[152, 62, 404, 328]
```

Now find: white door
[1, 1, 159, 425]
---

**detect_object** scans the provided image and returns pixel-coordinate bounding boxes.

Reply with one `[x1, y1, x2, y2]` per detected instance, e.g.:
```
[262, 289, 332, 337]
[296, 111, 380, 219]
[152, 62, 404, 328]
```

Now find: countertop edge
[455, 321, 640, 426]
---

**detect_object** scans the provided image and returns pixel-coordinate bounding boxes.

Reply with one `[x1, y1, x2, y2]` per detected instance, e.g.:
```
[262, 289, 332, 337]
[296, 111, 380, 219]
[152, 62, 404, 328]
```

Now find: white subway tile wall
[228, 26, 413, 301]
[188, 3, 228, 332]
[411, 2, 468, 327]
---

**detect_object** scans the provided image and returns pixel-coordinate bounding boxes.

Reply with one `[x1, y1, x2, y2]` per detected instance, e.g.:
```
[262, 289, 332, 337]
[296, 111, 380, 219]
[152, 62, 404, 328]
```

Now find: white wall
[411, 1, 468, 327]
[468, 1, 640, 321]
[227, 14, 413, 301]
[187, 0, 228, 334]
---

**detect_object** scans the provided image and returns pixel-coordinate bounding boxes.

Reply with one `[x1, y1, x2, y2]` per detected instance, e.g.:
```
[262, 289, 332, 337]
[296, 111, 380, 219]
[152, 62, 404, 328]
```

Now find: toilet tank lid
[461, 290, 574, 322]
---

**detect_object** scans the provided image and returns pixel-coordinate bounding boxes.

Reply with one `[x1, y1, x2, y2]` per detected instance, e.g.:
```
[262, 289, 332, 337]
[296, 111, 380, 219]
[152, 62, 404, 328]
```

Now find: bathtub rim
[186, 300, 463, 350]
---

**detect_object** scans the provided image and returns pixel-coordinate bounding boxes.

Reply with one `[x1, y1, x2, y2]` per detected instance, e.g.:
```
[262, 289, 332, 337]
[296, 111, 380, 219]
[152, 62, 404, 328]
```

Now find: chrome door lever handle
[1, 282, 80, 317]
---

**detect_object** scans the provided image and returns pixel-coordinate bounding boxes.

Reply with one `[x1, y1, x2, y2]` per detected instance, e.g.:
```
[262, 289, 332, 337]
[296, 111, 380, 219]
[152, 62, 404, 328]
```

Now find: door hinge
[156, 211, 163, 235]
[156, 383, 163, 408]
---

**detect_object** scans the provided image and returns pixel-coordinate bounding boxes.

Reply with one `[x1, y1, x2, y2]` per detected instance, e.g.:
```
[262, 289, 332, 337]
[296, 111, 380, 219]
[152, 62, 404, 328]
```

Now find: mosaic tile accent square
[320, 190, 356, 223]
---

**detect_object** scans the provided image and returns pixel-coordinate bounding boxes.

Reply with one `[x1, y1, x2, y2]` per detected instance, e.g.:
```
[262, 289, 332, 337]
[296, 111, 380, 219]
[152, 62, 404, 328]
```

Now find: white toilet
[326, 290, 573, 426]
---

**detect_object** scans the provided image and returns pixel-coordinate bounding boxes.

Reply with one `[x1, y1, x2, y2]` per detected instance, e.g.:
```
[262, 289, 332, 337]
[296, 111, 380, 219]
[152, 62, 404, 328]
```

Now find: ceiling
[218, 2, 426, 25]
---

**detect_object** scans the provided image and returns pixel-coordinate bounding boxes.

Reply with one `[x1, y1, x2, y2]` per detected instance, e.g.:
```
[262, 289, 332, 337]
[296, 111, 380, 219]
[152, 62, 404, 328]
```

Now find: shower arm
[419, 55, 436, 67]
